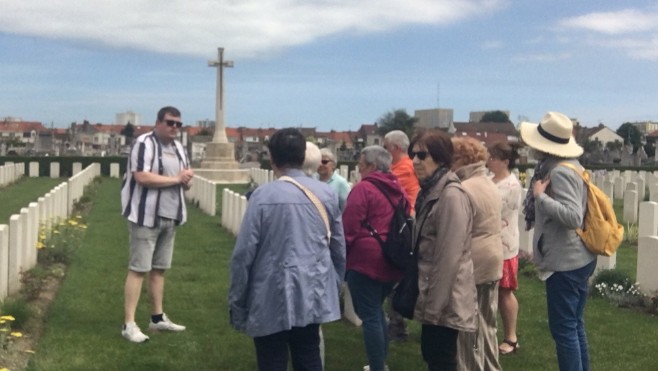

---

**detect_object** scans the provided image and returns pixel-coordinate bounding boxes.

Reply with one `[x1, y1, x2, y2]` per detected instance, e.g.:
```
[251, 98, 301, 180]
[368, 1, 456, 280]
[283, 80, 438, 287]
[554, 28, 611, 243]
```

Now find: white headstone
[614, 177, 625, 200]
[637, 236, 658, 295]
[110, 163, 120, 178]
[623, 190, 639, 224]
[518, 189, 533, 257]
[29, 162, 39, 177]
[637, 178, 646, 202]
[602, 181, 614, 201]
[638, 202, 658, 238]
[650, 184, 658, 203]
[0, 224, 8, 300]
[72, 162, 83, 176]
[50, 162, 60, 178]
[595, 255, 616, 275]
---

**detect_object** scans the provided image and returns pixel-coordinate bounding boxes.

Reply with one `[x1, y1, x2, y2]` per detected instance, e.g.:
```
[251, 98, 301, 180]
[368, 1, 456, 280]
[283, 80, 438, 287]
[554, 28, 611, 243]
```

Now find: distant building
[469, 110, 511, 123]
[414, 108, 455, 133]
[632, 121, 658, 135]
[116, 111, 141, 126]
[587, 125, 623, 147]
[453, 121, 518, 146]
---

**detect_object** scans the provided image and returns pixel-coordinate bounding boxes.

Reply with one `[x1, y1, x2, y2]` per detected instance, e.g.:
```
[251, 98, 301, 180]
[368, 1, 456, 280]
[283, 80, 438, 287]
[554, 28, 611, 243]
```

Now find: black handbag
[391, 208, 431, 320]
[391, 256, 419, 319]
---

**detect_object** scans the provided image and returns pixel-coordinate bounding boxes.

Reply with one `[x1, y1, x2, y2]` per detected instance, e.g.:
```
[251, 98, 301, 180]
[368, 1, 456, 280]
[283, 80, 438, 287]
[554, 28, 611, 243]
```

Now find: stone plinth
[194, 142, 250, 183]
[194, 168, 250, 183]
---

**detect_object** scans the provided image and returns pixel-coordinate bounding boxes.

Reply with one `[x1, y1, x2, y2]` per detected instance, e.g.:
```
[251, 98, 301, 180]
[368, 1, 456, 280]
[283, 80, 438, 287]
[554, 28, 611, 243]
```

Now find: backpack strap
[359, 178, 407, 243]
[558, 162, 588, 181]
[279, 176, 331, 244]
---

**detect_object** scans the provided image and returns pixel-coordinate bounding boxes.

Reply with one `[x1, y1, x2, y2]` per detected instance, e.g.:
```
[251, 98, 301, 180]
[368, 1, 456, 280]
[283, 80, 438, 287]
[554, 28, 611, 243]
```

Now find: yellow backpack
[560, 163, 624, 256]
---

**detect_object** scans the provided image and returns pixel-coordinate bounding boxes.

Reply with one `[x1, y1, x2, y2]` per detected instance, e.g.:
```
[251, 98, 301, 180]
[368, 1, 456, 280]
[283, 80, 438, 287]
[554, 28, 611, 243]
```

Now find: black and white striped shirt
[120, 131, 190, 227]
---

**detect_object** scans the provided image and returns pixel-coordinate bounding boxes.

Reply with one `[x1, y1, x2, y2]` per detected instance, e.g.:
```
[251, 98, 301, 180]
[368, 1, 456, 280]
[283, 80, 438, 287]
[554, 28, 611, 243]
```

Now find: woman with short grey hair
[342, 144, 407, 371]
[360, 145, 392, 173]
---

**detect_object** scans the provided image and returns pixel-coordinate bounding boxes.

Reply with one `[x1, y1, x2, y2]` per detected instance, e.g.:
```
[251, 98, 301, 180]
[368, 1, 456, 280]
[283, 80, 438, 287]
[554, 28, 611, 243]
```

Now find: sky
[1, 0, 657, 132]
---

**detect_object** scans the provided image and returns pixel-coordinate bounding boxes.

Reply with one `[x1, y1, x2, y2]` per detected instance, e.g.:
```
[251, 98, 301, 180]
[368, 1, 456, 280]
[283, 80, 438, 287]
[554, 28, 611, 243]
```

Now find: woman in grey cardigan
[520, 112, 597, 371]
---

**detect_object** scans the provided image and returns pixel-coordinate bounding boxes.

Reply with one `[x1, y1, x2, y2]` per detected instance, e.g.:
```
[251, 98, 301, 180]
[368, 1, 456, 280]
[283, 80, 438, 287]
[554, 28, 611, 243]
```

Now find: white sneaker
[122, 322, 150, 343]
[363, 366, 389, 371]
[148, 313, 186, 332]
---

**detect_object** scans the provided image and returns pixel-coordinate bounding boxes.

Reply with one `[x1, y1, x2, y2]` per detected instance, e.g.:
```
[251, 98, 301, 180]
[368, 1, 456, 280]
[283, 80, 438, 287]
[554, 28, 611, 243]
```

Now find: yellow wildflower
[76, 215, 83, 219]
[36, 242, 45, 249]
[0, 329, 9, 332]
[25, 349, 35, 354]
[68, 220, 78, 226]
[0, 316, 15, 321]
[10, 332, 23, 337]
[0, 367, 9, 371]
[53, 230, 60, 234]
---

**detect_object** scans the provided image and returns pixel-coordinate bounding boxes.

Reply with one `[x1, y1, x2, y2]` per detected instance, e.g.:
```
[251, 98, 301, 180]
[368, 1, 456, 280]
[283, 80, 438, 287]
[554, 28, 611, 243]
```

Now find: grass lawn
[25, 178, 658, 370]
[0, 177, 64, 221]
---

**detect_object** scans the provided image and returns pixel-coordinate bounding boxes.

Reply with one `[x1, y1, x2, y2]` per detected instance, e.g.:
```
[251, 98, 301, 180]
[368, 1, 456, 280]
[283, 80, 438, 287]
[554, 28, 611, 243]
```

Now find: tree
[616, 123, 643, 152]
[120, 122, 135, 140]
[480, 111, 510, 123]
[377, 109, 417, 138]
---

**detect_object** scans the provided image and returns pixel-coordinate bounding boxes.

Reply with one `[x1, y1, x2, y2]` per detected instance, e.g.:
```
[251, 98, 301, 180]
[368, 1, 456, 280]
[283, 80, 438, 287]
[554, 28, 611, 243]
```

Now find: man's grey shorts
[128, 218, 177, 272]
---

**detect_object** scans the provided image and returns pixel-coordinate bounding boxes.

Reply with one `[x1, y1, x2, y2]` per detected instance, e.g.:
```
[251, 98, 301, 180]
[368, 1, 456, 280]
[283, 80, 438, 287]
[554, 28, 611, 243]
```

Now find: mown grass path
[0, 178, 63, 221]
[26, 178, 658, 370]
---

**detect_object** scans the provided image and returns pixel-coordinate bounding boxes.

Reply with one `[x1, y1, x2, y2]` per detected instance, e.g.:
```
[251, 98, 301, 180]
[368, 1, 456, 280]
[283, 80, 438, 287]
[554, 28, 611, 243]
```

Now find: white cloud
[560, 9, 658, 35]
[0, 0, 508, 58]
[481, 40, 503, 49]
[604, 36, 658, 60]
[511, 52, 571, 63]
[557, 7, 658, 61]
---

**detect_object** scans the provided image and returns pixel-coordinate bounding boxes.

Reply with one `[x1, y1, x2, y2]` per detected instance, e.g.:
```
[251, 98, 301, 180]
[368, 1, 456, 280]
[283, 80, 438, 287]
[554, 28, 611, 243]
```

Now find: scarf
[415, 166, 449, 213]
[522, 159, 552, 230]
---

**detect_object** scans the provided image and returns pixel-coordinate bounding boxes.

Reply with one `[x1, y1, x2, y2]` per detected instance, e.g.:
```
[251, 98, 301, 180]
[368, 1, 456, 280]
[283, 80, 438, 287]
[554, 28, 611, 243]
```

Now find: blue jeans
[346, 270, 394, 371]
[546, 259, 597, 371]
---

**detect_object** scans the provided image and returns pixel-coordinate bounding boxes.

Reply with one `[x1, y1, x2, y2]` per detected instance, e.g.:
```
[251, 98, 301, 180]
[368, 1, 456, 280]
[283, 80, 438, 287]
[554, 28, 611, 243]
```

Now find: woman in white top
[487, 141, 522, 355]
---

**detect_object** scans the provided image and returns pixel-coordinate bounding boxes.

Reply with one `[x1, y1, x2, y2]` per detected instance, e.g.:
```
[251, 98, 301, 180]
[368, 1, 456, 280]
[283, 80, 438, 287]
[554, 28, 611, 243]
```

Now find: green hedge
[0, 156, 126, 177]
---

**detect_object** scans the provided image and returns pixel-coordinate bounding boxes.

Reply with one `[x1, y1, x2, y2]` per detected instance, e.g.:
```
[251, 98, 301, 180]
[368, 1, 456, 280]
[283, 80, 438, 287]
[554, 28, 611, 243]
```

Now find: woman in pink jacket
[343, 145, 407, 371]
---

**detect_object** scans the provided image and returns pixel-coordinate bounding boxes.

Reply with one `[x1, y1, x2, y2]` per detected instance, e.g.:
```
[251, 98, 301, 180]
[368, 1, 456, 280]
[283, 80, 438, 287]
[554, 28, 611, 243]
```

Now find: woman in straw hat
[520, 111, 597, 371]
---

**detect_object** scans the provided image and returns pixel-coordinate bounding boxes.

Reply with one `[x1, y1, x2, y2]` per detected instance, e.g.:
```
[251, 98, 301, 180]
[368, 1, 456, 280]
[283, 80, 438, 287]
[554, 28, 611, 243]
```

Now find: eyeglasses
[321, 159, 332, 165]
[410, 151, 429, 161]
[164, 120, 183, 128]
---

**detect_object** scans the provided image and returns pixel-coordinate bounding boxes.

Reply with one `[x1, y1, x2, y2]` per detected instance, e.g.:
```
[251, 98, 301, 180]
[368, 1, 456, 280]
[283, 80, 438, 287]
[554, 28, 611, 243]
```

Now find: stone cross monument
[195, 47, 249, 183]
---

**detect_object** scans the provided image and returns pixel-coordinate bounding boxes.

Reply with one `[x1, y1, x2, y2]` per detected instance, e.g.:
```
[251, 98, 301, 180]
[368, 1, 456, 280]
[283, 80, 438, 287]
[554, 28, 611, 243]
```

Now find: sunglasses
[164, 120, 183, 128]
[410, 151, 429, 161]
[321, 160, 332, 165]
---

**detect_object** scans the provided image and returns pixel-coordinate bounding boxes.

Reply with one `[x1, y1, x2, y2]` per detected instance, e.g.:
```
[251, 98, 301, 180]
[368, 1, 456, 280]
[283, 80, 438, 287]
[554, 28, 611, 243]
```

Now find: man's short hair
[384, 130, 410, 152]
[157, 106, 181, 122]
[303, 142, 321, 176]
[320, 148, 336, 162]
[361, 145, 392, 172]
[268, 128, 306, 169]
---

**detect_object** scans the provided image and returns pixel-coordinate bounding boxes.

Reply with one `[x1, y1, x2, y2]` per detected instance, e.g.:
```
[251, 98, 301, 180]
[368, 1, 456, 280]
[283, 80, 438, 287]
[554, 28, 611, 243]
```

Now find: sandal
[499, 339, 519, 355]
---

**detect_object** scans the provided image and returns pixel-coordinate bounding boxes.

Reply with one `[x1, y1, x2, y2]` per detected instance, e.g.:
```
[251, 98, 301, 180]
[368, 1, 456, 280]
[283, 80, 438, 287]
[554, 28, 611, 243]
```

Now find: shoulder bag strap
[279, 176, 331, 244]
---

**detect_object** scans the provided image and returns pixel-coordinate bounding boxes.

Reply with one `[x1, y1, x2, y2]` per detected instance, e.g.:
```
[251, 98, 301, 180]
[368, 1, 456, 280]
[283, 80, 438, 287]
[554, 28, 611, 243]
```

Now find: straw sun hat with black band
[519, 111, 584, 158]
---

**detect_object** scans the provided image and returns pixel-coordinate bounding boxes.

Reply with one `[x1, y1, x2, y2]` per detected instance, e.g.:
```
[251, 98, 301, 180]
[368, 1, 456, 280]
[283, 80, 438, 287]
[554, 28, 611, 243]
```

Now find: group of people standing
[116, 106, 594, 371]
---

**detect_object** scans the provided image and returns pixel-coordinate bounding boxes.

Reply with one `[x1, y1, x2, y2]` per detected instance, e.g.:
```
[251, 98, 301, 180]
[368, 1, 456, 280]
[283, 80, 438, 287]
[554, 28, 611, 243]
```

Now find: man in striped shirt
[120, 106, 194, 343]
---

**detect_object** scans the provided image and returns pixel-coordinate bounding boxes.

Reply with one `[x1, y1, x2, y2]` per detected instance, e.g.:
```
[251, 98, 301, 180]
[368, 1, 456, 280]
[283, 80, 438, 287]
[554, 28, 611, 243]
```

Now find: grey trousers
[456, 281, 502, 371]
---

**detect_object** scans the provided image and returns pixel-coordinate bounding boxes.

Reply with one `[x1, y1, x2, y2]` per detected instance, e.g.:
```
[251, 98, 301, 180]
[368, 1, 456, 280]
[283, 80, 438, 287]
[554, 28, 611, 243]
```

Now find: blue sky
[1, 0, 657, 131]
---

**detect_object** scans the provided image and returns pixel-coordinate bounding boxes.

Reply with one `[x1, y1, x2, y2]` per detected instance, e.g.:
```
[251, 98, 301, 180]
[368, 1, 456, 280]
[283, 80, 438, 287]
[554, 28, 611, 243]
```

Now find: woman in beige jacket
[410, 130, 477, 371]
[452, 137, 504, 371]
